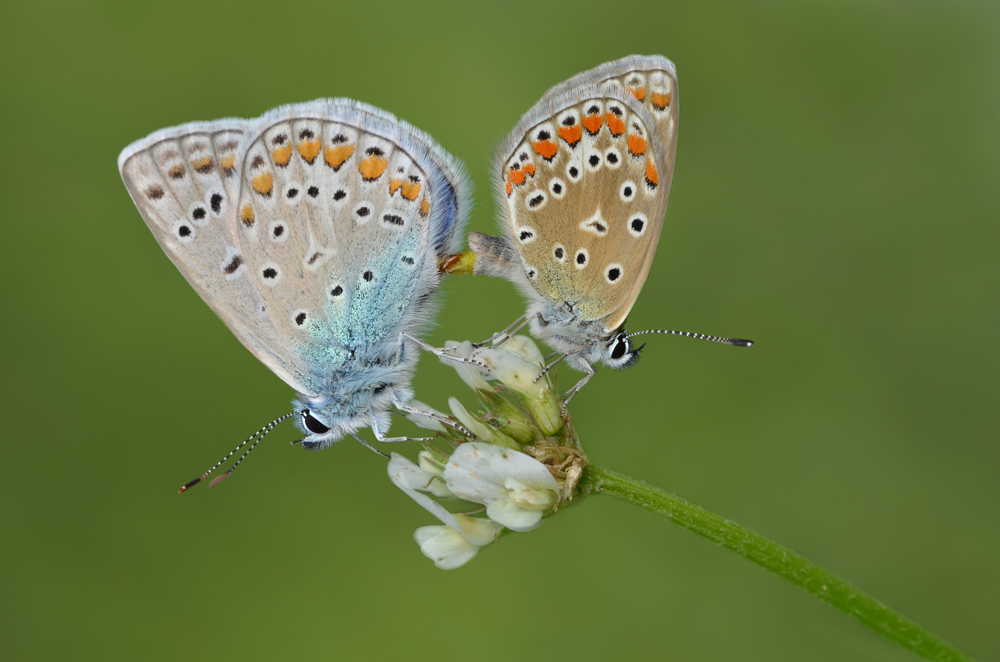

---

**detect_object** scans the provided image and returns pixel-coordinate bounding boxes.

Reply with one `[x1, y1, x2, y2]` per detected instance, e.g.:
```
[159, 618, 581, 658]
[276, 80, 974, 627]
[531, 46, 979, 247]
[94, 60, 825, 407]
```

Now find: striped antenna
[178, 412, 296, 494]
[625, 329, 754, 347]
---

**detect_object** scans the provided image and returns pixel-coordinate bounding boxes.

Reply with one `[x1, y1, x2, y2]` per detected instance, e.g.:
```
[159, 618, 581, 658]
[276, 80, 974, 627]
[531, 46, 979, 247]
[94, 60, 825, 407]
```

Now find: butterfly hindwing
[494, 55, 678, 332]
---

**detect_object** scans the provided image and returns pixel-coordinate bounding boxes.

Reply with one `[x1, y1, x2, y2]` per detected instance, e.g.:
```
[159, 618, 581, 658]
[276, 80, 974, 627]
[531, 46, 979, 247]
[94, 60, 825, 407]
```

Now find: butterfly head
[293, 405, 370, 451]
[601, 330, 644, 370]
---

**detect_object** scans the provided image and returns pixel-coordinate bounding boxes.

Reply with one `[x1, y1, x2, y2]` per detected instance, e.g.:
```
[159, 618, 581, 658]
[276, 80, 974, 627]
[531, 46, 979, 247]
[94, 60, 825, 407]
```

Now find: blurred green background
[2, 1, 998, 660]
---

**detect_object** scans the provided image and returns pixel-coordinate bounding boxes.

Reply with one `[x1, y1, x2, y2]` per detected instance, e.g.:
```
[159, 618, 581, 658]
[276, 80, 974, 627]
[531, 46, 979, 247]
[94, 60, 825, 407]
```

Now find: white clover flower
[389, 453, 502, 569]
[444, 442, 560, 532]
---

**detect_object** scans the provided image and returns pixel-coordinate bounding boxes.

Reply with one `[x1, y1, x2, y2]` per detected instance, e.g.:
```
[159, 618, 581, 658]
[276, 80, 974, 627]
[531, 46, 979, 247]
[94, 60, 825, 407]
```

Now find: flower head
[388, 335, 589, 569]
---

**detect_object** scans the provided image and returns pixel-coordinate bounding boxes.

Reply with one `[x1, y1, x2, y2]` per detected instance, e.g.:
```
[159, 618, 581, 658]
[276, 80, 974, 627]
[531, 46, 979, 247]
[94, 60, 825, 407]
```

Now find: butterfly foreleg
[472, 312, 540, 349]
[369, 413, 436, 444]
[391, 396, 474, 438]
[533, 352, 568, 385]
[559, 360, 596, 416]
[397, 332, 491, 372]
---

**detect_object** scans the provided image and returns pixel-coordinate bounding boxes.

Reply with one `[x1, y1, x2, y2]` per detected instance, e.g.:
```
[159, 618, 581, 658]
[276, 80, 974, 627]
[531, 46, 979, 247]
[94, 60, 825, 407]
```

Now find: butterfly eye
[301, 410, 330, 435]
[611, 338, 629, 360]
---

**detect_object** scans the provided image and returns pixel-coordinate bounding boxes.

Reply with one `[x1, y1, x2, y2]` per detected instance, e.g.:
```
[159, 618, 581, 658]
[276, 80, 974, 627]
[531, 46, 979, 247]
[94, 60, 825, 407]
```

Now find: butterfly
[464, 55, 751, 409]
[118, 99, 470, 490]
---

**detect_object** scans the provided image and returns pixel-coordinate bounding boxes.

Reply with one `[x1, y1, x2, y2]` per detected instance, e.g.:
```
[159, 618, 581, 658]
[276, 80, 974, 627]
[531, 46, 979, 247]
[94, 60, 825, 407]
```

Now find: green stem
[582, 466, 974, 662]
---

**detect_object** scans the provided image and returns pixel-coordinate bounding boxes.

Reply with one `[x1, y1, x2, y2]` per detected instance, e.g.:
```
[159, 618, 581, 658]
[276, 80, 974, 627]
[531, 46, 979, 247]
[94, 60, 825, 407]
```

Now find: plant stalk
[582, 466, 973, 662]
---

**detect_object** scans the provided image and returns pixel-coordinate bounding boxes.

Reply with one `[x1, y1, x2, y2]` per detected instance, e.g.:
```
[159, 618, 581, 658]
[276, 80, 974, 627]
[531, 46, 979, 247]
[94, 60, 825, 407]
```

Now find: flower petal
[451, 513, 502, 546]
[445, 442, 559, 498]
[389, 454, 464, 530]
[414, 526, 480, 569]
[444, 442, 559, 531]
[485, 500, 544, 532]
[390, 453, 501, 544]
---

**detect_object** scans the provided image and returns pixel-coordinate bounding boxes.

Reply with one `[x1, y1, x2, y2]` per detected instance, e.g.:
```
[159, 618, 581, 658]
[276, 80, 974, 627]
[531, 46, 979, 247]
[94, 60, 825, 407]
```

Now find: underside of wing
[119, 119, 317, 392]
[494, 57, 678, 332]
[120, 100, 470, 397]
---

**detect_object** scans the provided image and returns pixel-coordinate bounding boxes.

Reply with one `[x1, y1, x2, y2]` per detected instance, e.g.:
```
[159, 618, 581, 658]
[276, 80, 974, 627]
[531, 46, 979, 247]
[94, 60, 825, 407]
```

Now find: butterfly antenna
[178, 412, 296, 494]
[626, 329, 754, 347]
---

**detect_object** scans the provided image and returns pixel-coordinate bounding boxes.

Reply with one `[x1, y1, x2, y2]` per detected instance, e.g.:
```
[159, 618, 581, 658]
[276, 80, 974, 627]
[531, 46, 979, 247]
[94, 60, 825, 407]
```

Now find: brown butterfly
[464, 55, 751, 409]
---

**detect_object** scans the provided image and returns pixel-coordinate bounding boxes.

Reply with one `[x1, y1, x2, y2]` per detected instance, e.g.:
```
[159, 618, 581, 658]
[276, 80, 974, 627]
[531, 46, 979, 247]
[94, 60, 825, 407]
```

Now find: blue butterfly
[119, 99, 470, 489]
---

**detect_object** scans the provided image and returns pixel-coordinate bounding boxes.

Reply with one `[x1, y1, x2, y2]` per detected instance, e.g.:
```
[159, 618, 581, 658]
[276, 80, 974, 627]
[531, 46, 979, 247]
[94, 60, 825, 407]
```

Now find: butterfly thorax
[529, 300, 614, 367]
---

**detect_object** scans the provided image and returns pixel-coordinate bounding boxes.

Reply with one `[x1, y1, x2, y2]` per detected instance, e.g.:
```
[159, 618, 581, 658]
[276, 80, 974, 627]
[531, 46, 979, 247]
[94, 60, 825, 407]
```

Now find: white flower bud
[448, 398, 519, 449]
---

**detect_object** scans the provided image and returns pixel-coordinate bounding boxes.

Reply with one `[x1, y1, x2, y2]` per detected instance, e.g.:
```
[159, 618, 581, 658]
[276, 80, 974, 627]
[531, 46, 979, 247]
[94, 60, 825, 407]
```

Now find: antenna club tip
[209, 473, 230, 489]
[178, 477, 203, 494]
[734, 339, 754, 347]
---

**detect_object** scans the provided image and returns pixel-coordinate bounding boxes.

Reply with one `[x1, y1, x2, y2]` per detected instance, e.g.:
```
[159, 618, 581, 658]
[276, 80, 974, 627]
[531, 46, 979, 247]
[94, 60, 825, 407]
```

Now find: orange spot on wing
[582, 113, 603, 135]
[651, 92, 672, 110]
[389, 178, 402, 195]
[645, 158, 659, 187]
[358, 155, 388, 181]
[240, 204, 255, 227]
[297, 139, 321, 164]
[221, 154, 236, 176]
[323, 144, 354, 170]
[509, 167, 526, 186]
[627, 134, 648, 156]
[192, 156, 214, 173]
[420, 198, 430, 217]
[532, 140, 558, 160]
[252, 172, 273, 197]
[272, 144, 292, 166]
[627, 86, 646, 101]
[505, 177, 513, 196]
[605, 113, 626, 136]
[522, 163, 536, 177]
[558, 125, 582, 146]
[400, 181, 422, 201]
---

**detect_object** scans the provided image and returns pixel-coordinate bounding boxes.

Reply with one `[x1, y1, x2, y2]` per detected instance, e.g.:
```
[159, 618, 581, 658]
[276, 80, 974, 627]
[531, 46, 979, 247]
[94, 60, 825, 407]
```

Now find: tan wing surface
[232, 110, 439, 373]
[494, 55, 678, 332]
[118, 120, 315, 392]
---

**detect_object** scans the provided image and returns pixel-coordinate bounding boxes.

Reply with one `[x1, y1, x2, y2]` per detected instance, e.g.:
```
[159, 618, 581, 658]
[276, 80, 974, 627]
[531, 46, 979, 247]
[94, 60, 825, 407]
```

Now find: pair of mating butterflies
[118, 55, 750, 490]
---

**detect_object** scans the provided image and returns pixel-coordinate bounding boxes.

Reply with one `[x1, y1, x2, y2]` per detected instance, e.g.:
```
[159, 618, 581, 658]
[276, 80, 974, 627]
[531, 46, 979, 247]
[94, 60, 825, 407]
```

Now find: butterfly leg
[472, 313, 539, 349]
[392, 397, 473, 438]
[396, 332, 490, 372]
[350, 433, 390, 458]
[369, 415, 436, 444]
[533, 353, 568, 384]
[560, 360, 596, 416]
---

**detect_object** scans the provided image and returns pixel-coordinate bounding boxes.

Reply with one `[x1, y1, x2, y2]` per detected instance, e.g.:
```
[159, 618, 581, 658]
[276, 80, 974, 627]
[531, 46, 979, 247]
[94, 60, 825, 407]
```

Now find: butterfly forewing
[121, 100, 469, 400]
[494, 56, 678, 333]
[119, 122, 318, 392]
